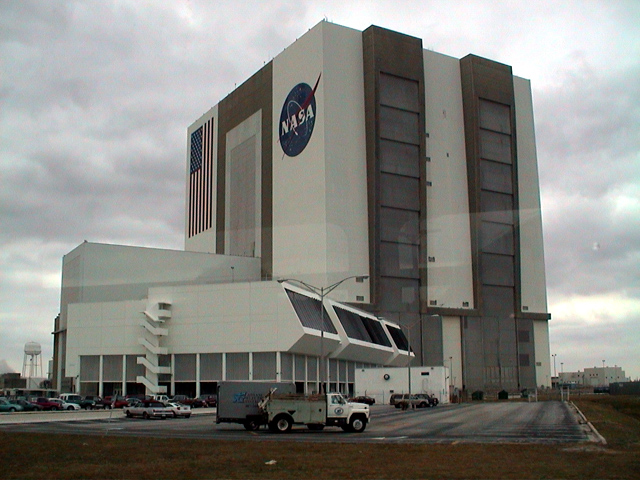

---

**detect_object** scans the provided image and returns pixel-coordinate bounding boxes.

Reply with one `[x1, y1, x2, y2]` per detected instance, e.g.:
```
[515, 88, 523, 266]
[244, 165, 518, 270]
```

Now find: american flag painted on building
[188, 118, 214, 237]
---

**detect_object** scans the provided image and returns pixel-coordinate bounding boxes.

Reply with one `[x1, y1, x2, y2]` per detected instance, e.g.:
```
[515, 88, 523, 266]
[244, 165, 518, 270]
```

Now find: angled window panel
[334, 306, 372, 342]
[285, 289, 337, 334]
[387, 325, 409, 351]
[361, 317, 392, 347]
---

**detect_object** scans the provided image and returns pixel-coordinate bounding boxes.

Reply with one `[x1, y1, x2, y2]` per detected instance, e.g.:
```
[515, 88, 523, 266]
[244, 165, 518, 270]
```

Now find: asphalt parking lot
[0, 401, 600, 445]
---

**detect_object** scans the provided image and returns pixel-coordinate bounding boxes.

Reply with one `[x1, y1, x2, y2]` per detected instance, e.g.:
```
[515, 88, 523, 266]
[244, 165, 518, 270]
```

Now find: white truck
[258, 391, 370, 433]
[216, 381, 296, 431]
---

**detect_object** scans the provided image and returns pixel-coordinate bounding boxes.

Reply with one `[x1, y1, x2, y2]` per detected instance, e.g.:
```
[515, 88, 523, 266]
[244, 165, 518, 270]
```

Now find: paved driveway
[0, 401, 598, 444]
[367, 401, 592, 443]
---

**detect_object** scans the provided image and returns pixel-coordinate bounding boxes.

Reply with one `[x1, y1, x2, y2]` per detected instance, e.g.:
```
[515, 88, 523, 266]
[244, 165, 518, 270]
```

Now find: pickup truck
[259, 391, 370, 433]
[123, 400, 172, 419]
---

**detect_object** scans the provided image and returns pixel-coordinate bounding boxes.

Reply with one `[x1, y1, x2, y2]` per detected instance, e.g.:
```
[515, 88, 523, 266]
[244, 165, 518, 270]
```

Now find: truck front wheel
[269, 414, 293, 433]
[348, 415, 367, 433]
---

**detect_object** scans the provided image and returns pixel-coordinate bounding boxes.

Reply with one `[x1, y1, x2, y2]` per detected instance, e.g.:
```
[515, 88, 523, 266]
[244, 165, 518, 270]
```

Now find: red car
[33, 397, 62, 410]
[198, 394, 217, 408]
[102, 395, 128, 409]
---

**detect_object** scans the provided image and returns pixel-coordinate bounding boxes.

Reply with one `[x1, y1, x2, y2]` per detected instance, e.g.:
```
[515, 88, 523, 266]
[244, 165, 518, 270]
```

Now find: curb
[570, 401, 607, 445]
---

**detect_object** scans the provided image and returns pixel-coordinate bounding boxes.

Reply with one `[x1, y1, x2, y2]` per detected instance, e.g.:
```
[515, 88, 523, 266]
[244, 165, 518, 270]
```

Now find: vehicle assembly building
[53, 21, 550, 398]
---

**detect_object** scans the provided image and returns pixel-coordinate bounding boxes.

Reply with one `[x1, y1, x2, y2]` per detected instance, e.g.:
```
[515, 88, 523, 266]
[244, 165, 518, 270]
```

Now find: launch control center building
[53, 21, 551, 398]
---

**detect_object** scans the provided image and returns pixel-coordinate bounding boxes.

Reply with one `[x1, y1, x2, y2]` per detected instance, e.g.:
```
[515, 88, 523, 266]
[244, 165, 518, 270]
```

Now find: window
[285, 289, 337, 333]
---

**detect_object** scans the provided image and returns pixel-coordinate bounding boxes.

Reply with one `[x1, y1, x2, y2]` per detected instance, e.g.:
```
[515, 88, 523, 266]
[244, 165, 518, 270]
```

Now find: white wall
[65, 281, 305, 378]
[533, 319, 551, 387]
[322, 22, 370, 303]
[423, 50, 475, 311]
[514, 77, 548, 315]
[355, 366, 450, 405]
[272, 21, 370, 304]
[441, 315, 463, 389]
[65, 278, 412, 378]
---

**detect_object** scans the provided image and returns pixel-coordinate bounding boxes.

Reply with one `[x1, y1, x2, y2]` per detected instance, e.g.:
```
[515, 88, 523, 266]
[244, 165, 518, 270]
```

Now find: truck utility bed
[262, 393, 327, 425]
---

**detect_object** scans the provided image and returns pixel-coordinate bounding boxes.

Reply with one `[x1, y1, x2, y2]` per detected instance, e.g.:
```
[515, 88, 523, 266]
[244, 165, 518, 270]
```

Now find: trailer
[216, 381, 296, 431]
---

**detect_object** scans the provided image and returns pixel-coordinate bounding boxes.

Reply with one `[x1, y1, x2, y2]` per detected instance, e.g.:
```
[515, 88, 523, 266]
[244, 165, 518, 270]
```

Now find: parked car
[0, 398, 24, 412]
[83, 396, 107, 409]
[198, 394, 217, 408]
[126, 398, 143, 407]
[389, 393, 405, 406]
[185, 397, 205, 408]
[102, 395, 128, 409]
[416, 393, 438, 407]
[166, 402, 191, 418]
[394, 394, 437, 409]
[49, 398, 81, 410]
[9, 399, 42, 411]
[123, 400, 172, 419]
[349, 395, 376, 405]
[33, 397, 63, 410]
[60, 393, 96, 410]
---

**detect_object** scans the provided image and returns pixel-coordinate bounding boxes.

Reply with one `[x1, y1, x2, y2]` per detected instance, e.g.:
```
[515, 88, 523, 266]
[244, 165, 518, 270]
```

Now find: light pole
[449, 356, 453, 400]
[277, 275, 368, 393]
[552, 353, 557, 378]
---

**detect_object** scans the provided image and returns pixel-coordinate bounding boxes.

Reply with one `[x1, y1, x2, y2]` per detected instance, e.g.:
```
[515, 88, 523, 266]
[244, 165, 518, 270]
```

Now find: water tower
[22, 342, 43, 379]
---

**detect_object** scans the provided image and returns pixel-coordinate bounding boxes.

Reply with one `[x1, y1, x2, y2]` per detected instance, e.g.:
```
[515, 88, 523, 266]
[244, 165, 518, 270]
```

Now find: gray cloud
[1, 0, 638, 380]
[536, 60, 640, 299]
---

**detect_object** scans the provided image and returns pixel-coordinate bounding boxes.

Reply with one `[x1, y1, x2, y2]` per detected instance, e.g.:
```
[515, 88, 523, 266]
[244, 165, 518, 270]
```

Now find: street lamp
[277, 275, 368, 393]
[449, 355, 453, 390]
[552, 353, 557, 378]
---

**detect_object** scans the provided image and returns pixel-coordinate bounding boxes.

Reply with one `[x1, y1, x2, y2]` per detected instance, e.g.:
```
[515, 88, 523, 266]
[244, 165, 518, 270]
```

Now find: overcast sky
[1, 0, 639, 381]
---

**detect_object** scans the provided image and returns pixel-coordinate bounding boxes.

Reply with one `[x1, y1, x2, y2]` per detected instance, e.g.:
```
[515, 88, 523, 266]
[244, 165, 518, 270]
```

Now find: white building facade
[54, 21, 550, 396]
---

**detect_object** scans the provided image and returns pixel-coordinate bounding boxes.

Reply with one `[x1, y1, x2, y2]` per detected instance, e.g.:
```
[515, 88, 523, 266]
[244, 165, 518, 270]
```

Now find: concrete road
[0, 401, 599, 444]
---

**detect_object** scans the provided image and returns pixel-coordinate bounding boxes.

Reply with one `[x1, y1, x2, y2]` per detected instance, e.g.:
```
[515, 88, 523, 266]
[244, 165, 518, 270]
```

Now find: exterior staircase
[137, 301, 172, 395]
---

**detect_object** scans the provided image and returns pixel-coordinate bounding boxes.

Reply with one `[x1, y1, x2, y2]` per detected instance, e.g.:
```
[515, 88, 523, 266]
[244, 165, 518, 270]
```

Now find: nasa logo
[279, 73, 321, 157]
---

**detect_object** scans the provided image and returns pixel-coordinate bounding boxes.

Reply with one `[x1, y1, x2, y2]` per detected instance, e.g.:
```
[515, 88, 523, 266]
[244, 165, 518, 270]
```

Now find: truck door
[327, 394, 348, 420]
